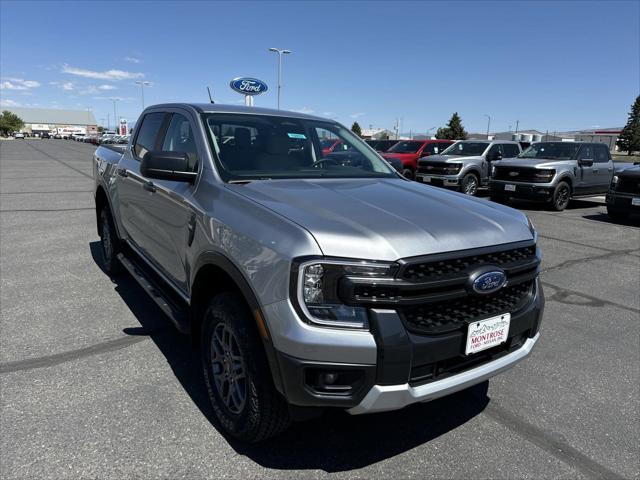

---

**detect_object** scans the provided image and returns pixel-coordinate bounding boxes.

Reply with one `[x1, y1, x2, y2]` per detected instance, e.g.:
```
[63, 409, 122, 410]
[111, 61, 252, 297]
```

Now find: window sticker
[287, 132, 307, 139]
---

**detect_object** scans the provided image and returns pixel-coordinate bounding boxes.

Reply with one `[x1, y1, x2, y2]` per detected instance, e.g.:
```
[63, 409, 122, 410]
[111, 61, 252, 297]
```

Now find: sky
[1, 0, 639, 134]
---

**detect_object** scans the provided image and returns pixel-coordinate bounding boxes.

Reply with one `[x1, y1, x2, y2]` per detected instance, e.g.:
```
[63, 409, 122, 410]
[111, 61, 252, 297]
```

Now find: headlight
[527, 216, 537, 241]
[294, 259, 397, 329]
[491, 165, 497, 177]
[533, 169, 555, 182]
[611, 175, 619, 186]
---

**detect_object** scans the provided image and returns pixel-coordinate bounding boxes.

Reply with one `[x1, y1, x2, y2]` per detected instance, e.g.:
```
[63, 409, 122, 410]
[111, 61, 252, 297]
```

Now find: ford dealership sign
[229, 77, 268, 96]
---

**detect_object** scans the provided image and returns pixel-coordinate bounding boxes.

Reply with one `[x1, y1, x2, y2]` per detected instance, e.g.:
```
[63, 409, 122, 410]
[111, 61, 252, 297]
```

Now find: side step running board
[117, 253, 190, 334]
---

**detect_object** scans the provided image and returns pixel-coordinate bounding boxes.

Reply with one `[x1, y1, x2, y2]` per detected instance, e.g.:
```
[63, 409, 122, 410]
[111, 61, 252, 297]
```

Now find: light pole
[135, 81, 151, 110]
[268, 47, 291, 109]
[484, 114, 491, 140]
[110, 98, 119, 133]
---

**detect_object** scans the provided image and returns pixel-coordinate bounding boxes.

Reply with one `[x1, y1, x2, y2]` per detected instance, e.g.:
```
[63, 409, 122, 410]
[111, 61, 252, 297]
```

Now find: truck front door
[576, 144, 597, 194]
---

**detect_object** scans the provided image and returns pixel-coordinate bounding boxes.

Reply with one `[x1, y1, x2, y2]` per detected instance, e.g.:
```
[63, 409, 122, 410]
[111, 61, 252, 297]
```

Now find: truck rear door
[593, 144, 614, 192]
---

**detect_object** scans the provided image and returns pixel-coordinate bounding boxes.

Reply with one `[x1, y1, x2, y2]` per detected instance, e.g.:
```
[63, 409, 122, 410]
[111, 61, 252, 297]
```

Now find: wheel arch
[190, 252, 285, 393]
[94, 185, 109, 236]
[556, 175, 574, 193]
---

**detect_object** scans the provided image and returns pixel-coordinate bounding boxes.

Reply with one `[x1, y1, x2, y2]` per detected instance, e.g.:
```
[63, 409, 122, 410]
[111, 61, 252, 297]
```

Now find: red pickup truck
[382, 139, 454, 179]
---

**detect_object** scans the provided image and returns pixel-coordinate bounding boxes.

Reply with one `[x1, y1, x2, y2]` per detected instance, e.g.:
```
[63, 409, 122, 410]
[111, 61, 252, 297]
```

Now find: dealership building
[5, 107, 98, 136]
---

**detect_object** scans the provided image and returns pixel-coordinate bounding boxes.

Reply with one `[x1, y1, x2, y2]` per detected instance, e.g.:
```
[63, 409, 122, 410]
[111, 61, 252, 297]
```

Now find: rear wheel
[550, 181, 571, 211]
[99, 207, 122, 275]
[201, 292, 290, 442]
[461, 173, 480, 196]
[607, 206, 629, 221]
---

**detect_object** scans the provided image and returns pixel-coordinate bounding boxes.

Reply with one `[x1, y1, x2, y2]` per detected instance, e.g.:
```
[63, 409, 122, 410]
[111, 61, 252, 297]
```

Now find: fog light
[322, 373, 338, 385]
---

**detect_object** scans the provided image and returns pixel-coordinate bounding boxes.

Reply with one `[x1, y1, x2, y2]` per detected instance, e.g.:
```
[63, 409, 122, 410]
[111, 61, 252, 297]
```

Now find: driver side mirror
[486, 152, 502, 161]
[419, 150, 431, 157]
[141, 151, 197, 182]
[578, 158, 593, 167]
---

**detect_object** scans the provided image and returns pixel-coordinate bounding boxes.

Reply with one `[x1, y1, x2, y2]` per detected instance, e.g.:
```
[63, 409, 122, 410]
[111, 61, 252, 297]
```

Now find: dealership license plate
[632, 197, 640, 206]
[421, 176, 432, 183]
[465, 313, 511, 355]
[504, 184, 516, 192]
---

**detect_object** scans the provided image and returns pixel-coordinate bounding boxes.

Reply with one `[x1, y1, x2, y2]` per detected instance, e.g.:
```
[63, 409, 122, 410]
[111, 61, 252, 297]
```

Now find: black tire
[99, 206, 122, 275]
[550, 181, 571, 211]
[607, 206, 629, 221]
[461, 172, 480, 196]
[201, 292, 291, 442]
[402, 168, 414, 180]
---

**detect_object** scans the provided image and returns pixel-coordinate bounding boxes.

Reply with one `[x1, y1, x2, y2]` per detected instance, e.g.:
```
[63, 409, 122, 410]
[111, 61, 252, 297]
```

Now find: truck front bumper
[264, 277, 544, 413]
[348, 333, 539, 414]
[489, 180, 555, 200]
[415, 173, 461, 188]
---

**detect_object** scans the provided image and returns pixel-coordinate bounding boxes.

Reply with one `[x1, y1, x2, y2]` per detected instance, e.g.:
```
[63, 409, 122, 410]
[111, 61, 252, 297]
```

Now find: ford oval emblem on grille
[509, 171, 519, 177]
[470, 269, 507, 295]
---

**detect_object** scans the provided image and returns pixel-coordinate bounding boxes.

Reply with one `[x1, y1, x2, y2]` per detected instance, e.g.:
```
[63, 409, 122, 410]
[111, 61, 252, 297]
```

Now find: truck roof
[146, 103, 329, 122]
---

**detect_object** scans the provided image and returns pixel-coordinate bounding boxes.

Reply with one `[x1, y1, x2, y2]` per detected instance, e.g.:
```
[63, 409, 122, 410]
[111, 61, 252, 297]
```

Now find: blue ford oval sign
[229, 77, 268, 96]
[472, 270, 507, 295]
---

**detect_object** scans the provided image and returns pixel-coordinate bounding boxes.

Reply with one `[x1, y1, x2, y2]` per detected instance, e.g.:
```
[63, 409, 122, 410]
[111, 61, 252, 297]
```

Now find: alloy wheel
[464, 175, 478, 195]
[210, 323, 247, 414]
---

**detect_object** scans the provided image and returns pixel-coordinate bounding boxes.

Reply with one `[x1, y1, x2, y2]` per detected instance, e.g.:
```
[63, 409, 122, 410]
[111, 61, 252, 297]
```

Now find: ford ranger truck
[490, 142, 618, 211]
[416, 140, 522, 196]
[94, 104, 544, 442]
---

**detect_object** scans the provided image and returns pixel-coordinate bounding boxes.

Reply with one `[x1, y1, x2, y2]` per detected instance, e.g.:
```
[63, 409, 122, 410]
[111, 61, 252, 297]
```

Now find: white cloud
[349, 112, 365, 119]
[124, 56, 141, 64]
[98, 84, 116, 90]
[62, 64, 144, 81]
[291, 107, 314, 114]
[62, 82, 74, 91]
[0, 98, 20, 107]
[322, 111, 336, 117]
[0, 78, 41, 90]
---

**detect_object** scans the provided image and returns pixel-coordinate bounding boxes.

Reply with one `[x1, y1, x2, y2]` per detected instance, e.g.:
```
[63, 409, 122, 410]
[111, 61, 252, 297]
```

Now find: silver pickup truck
[490, 142, 620, 211]
[94, 103, 544, 442]
[416, 140, 522, 195]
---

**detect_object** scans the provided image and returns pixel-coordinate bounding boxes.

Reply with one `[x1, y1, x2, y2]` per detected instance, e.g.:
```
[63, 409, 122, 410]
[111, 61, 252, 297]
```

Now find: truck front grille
[417, 162, 456, 175]
[400, 280, 533, 335]
[493, 166, 549, 183]
[340, 242, 540, 336]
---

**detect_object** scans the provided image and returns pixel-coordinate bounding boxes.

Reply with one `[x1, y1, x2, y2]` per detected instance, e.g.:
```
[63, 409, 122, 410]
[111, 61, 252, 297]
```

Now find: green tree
[435, 112, 468, 140]
[0, 110, 24, 136]
[351, 121, 363, 137]
[617, 96, 640, 155]
[97, 126, 105, 133]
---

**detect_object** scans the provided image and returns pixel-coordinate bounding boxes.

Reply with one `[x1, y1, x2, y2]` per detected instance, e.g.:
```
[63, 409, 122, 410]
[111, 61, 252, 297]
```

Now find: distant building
[361, 128, 395, 139]
[4, 107, 97, 135]
[573, 129, 622, 151]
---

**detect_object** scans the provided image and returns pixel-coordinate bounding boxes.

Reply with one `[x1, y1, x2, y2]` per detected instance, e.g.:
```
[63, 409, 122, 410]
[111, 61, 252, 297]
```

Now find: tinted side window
[161, 114, 198, 171]
[579, 145, 594, 160]
[487, 144, 504, 155]
[134, 113, 167, 159]
[503, 144, 520, 158]
[594, 144, 610, 163]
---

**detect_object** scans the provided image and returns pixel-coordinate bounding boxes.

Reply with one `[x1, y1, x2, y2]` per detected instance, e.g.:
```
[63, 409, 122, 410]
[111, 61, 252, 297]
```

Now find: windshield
[387, 141, 423, 154]
[519, 142, 580, 160]
[203, 113, 396, 181]
[441, 141, 489, 156]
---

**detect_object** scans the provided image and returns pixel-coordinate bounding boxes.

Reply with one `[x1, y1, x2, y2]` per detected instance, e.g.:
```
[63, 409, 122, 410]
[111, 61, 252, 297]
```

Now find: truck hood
[227, 178, 533, 261]
[494, 158, 571, 169]
[382, 153, 418, 160]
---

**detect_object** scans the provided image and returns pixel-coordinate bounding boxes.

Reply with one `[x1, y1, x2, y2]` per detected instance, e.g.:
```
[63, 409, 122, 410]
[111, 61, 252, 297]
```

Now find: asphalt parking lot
[1, 139, 638, 479]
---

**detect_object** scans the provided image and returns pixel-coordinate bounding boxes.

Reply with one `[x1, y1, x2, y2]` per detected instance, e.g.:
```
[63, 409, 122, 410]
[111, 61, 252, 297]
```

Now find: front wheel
[461, 173, 480, 196]
[550, 181, 571, 211]
[402, 168, 414, 180]
[201, 292, 290, 442]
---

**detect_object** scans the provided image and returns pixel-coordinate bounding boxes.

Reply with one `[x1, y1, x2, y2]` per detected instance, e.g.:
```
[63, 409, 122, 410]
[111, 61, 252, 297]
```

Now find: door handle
[116, 167, 128, 177]
[143, 181, 156, 193]
[593, 169, 599, 173]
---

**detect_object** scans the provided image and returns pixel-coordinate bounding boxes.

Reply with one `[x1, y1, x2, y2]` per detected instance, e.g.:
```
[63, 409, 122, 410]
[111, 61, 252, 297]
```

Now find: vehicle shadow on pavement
[582, 212, 640, 227]
[90, 241, 491, 472]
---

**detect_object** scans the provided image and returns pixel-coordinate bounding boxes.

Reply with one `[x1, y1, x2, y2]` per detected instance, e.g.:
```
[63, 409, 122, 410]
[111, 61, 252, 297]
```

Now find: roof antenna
[207, 86, 215, 104]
